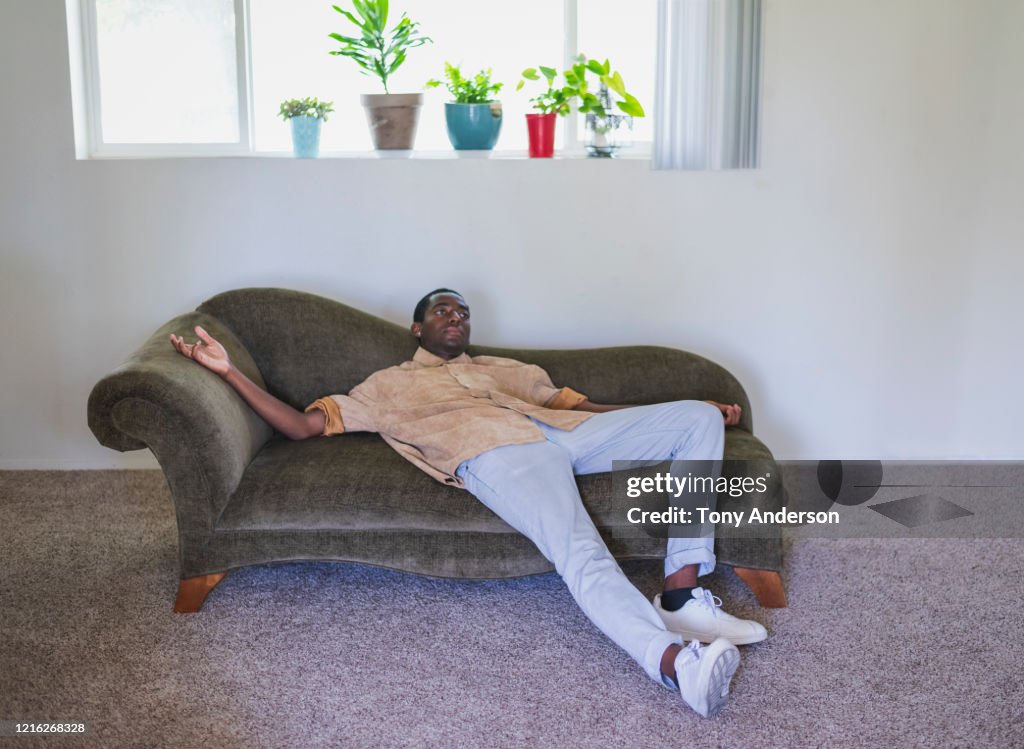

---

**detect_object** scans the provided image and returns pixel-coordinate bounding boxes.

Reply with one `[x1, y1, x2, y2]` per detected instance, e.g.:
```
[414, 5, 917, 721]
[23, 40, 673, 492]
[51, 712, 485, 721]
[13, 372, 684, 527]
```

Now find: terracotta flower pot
[360, 93, 423, 150]
[526, 112, 557, 158]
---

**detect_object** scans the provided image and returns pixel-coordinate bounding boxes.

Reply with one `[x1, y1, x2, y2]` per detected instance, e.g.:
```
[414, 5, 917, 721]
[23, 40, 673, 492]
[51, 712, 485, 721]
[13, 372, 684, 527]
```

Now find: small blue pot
[290, 115, 322, 158]
[444, 102, 502, 150]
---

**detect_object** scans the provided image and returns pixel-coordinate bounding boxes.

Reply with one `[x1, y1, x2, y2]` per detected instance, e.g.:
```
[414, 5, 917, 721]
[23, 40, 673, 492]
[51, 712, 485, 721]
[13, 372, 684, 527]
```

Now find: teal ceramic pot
[444, 102, 502, 150]
[290, 115, 322, 158]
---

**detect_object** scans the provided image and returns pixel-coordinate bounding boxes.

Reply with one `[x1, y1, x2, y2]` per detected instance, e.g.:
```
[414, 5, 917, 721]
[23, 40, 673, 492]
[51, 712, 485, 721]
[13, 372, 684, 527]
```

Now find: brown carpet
[1, 471, 1022, 748]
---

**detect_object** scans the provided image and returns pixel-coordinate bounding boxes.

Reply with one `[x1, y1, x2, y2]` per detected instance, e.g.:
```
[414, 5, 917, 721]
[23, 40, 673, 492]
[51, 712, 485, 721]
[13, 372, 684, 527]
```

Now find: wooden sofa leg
[734, 567, 788, 608]
[174, 572, 227, 613]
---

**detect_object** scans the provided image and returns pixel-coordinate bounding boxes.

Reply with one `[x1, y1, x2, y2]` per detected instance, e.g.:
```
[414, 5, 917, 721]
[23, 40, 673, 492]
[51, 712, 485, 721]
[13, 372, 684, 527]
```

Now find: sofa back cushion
[199, 288, 418, 408]
[473, 344, 749, 416]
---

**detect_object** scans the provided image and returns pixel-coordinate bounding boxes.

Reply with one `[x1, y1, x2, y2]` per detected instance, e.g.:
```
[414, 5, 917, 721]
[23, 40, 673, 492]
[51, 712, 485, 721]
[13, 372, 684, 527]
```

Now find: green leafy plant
[517, 55, 645, 118]
[515, 65, 571, 115]
[278, 97, 335, 121]
[426, 63, 503, 104]
[328, 1, 431, 94]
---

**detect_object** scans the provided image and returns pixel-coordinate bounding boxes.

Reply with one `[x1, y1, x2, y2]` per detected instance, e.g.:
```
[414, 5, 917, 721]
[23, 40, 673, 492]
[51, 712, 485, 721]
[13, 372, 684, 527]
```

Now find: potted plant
[517, 56, 645, 158]
[278, 97, 335, 158]
[426, 63, 504, 151]
[574, 57, 646, 157]
[516, 65, 571, 158]
[329, 1, 431, 150]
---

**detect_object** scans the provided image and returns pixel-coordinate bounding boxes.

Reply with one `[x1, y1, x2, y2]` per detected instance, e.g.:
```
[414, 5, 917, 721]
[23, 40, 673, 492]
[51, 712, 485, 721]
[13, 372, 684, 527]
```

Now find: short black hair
[413, 288, 464, 323]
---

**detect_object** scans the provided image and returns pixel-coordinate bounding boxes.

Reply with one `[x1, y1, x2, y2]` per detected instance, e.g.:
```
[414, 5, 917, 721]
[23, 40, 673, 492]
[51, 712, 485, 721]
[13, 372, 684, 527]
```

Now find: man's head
[411, 288, 471, 360]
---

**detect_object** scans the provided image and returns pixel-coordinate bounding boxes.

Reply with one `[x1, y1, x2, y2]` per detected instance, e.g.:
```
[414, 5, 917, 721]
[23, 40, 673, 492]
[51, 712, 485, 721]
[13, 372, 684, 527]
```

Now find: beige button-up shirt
[305, 347, 594, 487]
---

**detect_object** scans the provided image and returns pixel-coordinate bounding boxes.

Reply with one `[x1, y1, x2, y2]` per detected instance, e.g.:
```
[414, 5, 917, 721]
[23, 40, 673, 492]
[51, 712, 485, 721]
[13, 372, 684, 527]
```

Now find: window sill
[82, 148, 653, 162]
[287, 149, 652, 161]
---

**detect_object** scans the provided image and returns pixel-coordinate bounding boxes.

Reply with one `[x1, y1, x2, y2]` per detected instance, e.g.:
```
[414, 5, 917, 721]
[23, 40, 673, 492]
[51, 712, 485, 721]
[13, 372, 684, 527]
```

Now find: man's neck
[421, 345, 465, 362]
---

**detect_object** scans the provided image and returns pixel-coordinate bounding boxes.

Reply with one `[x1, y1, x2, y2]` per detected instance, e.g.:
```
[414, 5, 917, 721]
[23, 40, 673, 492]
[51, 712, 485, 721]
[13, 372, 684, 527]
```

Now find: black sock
[661, 586, 697, 612]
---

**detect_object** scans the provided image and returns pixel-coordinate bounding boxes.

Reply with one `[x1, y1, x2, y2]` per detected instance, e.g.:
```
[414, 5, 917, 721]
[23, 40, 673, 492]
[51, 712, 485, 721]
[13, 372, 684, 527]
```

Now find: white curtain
[654, 0, 763, 170]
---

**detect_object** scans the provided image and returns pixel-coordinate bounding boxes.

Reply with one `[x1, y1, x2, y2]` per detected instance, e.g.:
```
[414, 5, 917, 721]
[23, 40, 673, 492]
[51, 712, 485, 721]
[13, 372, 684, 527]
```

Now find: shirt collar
[413, 347, 472, 367]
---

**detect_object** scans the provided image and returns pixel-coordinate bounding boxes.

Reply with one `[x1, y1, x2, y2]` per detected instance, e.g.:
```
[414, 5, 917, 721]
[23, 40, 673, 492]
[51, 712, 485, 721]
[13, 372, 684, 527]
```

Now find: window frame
[79, 0, 254, 157]
[75, 0, 651, 158]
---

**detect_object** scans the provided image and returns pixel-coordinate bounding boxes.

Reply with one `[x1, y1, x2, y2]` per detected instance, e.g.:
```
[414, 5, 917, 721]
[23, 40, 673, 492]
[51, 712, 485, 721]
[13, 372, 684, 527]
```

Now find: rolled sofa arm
[88, 312, 274, 533]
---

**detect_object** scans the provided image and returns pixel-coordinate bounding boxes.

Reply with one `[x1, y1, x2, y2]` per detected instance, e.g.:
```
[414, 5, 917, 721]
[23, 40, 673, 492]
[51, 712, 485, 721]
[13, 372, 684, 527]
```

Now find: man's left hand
[704, 400, 742, 426]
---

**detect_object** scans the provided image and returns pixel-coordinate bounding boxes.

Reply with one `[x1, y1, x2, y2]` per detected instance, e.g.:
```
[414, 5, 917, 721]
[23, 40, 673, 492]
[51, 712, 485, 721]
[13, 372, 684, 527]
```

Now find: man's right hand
[170, 325, 232, 377]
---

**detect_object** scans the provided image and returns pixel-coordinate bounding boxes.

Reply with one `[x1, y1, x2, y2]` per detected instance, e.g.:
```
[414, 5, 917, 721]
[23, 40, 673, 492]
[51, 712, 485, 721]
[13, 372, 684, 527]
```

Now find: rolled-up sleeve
[544, 386, 588, 410]
[304, 396, 345, 435]
[303, 381, 379, 436]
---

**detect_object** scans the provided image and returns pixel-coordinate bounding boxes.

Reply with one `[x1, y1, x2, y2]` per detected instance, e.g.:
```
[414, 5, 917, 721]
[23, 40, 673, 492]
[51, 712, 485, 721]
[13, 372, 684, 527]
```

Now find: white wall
[1, 0, 1022, 469]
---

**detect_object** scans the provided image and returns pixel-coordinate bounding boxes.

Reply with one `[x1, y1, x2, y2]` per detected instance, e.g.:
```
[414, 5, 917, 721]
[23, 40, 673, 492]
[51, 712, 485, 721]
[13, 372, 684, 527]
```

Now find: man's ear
[410, 322, 422, 338]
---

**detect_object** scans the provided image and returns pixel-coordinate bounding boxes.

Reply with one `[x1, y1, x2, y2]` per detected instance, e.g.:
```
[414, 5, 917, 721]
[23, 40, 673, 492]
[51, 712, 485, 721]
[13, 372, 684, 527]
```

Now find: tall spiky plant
[329, 1, 431, 94]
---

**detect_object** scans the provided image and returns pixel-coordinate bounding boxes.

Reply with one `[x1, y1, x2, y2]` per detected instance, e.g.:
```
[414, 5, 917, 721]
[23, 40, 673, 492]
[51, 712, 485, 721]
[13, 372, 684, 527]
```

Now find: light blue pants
[456, 400, 726, 684]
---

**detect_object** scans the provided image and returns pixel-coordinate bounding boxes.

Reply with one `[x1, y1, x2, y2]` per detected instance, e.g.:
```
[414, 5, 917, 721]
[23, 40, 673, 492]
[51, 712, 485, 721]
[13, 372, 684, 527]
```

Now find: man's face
[411, 293, 471, 359]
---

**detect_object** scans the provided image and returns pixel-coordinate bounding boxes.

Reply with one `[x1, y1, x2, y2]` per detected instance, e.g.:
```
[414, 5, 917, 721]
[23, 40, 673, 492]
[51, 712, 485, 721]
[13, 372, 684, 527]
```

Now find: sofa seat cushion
[216, 434, 501, 532]
[215, 428, 781, 535]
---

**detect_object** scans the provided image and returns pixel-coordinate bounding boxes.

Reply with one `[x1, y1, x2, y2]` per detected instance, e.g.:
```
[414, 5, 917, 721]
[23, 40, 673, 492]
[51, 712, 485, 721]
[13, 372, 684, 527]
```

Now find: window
[576, 0, 657, 146]
[80, 0, 249, 153]
[73, 0, 657, 156]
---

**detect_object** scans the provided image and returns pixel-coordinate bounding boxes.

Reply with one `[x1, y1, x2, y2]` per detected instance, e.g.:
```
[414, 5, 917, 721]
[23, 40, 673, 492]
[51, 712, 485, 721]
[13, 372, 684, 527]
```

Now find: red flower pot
[526, 113, 557, 158]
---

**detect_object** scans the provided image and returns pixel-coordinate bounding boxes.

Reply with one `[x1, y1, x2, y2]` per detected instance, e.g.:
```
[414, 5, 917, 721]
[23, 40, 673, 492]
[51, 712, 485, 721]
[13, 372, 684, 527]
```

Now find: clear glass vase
[584, 85, 634, 158]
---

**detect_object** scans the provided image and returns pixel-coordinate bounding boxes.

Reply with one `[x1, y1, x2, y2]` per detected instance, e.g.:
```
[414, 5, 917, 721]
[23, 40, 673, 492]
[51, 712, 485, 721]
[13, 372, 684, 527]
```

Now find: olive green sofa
[87, 288, 787, 611]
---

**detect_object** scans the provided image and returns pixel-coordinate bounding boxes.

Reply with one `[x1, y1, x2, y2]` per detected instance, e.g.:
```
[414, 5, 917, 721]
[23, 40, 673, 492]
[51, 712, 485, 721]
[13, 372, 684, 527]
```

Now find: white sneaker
[667, 638, 740, 717]
[654, 587, 768, 646]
